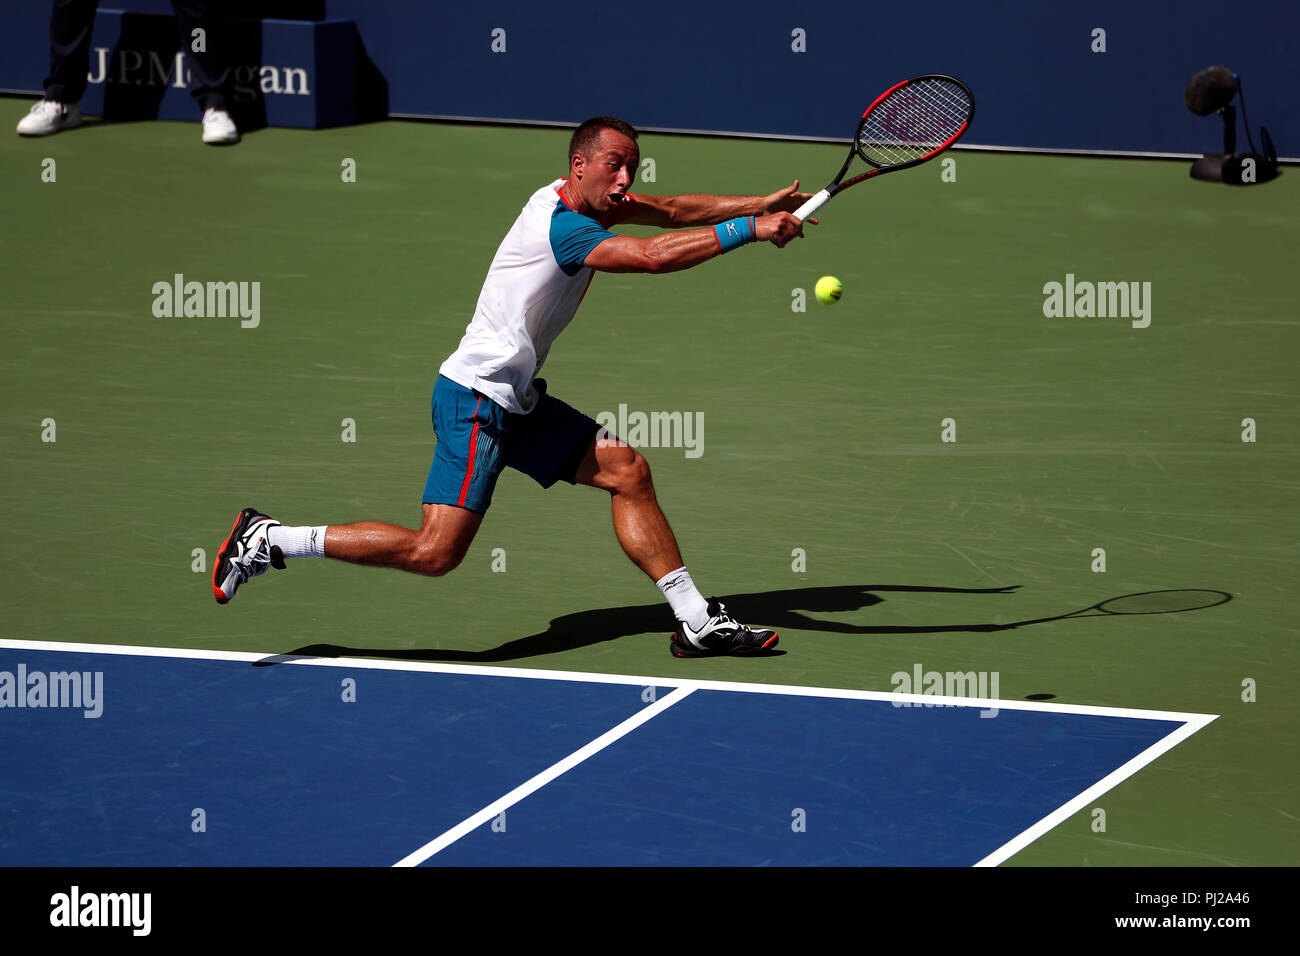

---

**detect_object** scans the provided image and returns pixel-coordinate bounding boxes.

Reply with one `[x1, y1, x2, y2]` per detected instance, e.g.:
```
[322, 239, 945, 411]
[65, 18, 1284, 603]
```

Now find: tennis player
[214, 116, 811, 657]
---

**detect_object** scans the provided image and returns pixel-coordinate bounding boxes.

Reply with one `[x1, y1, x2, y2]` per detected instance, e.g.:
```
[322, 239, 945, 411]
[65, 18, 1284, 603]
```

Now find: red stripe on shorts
[457, 396, 483, 507]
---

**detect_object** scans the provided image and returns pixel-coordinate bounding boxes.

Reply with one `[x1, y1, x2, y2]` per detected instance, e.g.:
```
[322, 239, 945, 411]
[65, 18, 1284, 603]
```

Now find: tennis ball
[815, 276, 843, 305]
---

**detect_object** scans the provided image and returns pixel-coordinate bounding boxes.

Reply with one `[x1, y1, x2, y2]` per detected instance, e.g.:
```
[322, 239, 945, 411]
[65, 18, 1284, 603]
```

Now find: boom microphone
[1184, 65, 1238, 115]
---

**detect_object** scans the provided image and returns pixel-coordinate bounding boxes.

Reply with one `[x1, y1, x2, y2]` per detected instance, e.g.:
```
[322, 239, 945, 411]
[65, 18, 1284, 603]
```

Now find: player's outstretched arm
[584, 213, 804, 274]
[621, 180, 818, 228]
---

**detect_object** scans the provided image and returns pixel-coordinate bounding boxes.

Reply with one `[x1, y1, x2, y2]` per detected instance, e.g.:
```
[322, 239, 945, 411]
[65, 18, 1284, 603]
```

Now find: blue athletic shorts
[422, 375, 600, 514]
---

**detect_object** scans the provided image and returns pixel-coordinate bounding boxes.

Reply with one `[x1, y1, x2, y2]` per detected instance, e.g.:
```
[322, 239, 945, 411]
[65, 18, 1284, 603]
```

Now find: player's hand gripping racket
[794, 74, 975, 221]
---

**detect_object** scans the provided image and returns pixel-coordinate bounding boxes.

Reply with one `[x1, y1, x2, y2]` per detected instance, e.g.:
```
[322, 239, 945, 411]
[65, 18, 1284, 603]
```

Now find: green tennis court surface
[1, 108, 1296, 866]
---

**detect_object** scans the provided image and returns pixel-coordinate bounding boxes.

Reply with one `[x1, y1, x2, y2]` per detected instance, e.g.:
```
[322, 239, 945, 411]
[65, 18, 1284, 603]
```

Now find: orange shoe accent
[212, 510, 244, 604]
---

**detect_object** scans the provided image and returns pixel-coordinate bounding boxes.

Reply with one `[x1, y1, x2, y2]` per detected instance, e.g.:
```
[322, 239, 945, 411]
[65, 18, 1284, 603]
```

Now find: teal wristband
[713, 216, 756, 253]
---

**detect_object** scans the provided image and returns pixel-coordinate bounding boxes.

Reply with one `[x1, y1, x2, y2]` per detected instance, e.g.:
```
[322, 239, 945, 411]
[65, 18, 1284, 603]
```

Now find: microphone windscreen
[1185, 65, 1238, 115]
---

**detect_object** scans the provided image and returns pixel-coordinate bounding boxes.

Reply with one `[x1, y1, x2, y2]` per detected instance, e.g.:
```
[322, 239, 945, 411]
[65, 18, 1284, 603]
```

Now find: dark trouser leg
[170, 0, 231, 112]
[43, 0, 100, 103]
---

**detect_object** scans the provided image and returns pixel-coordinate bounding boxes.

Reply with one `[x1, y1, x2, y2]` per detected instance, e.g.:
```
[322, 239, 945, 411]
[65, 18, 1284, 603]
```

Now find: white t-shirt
[439, 179, 632, 414]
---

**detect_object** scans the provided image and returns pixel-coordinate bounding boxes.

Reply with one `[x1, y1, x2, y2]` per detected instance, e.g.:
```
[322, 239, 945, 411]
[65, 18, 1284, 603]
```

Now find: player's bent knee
[612, 447, 653, 495]
[409, 542, 464, 578]
[629, 451, 653, 493]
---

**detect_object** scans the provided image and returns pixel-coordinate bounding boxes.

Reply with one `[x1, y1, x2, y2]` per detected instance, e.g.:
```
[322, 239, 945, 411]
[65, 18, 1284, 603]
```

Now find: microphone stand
[1189, 104, 1235, 181]
[1190, 76, 1279, 184]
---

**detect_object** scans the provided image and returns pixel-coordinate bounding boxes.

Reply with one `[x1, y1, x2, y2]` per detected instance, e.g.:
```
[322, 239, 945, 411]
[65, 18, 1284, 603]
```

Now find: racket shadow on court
[253, 586, 1231, 666]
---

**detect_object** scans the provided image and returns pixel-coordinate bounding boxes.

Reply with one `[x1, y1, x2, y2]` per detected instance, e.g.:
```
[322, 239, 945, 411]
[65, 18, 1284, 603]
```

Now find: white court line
[0, 638, 1216, 723]
[974, 712, 1219, 867]
[392, 685, 695, 867]
[2, 638, 1218, 866]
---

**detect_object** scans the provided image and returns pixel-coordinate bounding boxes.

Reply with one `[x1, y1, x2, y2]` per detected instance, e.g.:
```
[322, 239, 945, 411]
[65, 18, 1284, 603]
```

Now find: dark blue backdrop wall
[3, 1, 1294, 156]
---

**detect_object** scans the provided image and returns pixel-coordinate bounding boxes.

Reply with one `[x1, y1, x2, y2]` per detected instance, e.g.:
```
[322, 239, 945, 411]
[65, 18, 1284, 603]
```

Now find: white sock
[266, 525, 327, 559]
[655, 567, 711, 631]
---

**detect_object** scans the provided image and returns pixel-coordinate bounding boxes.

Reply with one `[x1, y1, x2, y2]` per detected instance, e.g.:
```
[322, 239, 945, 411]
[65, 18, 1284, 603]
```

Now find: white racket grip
[793, 188, 831, 221]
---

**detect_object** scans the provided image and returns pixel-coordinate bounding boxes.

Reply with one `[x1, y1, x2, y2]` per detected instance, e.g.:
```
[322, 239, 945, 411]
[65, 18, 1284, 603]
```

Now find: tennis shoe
[16, 100, 82, 136]
[201, 108, 240, 145]
[213, 507, 283, 604]
[670, 598, 778, 658]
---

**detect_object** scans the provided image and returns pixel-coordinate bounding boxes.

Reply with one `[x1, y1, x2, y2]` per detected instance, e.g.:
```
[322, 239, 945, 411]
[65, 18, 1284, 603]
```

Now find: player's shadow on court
[254, 584, 1232, 666]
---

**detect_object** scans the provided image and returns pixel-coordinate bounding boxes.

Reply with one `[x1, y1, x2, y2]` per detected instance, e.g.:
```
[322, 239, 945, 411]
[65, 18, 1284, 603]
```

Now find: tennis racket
[794, 74, 975, 221]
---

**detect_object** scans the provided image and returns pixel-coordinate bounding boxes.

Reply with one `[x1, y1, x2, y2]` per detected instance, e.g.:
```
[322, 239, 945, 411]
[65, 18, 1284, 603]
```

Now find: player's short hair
[568, 116, 638, 164]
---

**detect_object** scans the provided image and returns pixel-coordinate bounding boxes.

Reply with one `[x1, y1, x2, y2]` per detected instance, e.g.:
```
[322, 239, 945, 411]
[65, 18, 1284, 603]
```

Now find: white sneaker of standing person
[201, 107, 240, 145]
[16, 100, 82, 136]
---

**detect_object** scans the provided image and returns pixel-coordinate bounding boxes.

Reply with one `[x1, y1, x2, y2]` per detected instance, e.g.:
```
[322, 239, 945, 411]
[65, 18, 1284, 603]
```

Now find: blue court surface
[0, 642, 1215, 866]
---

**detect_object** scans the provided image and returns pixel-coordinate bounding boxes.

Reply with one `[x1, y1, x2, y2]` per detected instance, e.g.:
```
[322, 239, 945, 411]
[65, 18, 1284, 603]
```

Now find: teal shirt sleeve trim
[551, 204, 616, 276]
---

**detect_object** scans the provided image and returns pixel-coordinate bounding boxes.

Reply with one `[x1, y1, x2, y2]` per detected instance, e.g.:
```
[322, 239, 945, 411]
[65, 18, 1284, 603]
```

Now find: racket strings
[860, 89, 966, 162]
[858, 78, 971, 167]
